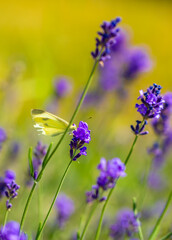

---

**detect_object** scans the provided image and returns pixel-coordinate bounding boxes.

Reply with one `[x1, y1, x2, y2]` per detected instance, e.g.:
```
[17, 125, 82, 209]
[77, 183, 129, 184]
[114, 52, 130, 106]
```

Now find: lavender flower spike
[0, 127, 7, 149]
[27, 141, 47, 185]
[86, 158, 126, 203]
[0, 221, 28, 240]
[55, 194, 75, 228]
[91, 17, 121, 63]
[110, 209, 139, 239]
[131, 120, 148, 135]
[5, 180, 20, 209]
[136, 83, 165, 119]
[70, 121, 91, 161]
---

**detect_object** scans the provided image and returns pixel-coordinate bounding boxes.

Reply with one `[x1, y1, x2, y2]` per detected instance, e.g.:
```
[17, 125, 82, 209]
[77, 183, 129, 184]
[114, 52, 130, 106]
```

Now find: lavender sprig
[91, 17, 121, 63]
[36, 122, 91, 239]
[94, 83, 165, 240]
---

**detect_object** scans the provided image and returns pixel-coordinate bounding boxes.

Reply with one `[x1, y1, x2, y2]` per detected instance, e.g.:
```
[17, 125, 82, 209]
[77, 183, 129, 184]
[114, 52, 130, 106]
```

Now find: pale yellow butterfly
[31, 109, 76, 136]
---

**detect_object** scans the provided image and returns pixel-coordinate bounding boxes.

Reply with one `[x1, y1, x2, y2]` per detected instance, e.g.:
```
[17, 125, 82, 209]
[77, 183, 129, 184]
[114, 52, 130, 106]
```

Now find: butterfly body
[31, 109, 76, 136]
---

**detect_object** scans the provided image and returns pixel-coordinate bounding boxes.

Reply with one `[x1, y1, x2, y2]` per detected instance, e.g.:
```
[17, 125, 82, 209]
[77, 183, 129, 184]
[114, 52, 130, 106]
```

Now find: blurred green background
[0, 0, 172, 239]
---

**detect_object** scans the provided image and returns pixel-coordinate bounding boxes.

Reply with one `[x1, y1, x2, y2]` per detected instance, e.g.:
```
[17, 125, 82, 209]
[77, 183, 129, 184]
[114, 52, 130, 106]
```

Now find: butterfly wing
[31, 109, 76, 136]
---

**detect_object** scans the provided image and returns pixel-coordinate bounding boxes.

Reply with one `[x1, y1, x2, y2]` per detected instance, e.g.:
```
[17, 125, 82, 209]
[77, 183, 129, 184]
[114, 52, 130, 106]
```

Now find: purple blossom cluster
[70, 121, 91, 161]
[91, 17, 121, 63]
[86, 158, 126, 203]
[55, 194, 75, 228]
[5, 180, 20, 209]
[0, 127, 7, 150]
[8, 141, 20, 160]
[152, 92, 172, 135]
[99, 42, 152, 92]
[47, 77, 72, 113]
[54, 77, 72, 98]
[0, 221, 27, 240]
[27, 141, 47, 185]
[110, 209, 139, 240]
[85, 29, 152, 108]
[135, 84, 164, 119]
[148, 92, 172, 189]
[131, 84, 164, 136]
[0, 170, 19, 209]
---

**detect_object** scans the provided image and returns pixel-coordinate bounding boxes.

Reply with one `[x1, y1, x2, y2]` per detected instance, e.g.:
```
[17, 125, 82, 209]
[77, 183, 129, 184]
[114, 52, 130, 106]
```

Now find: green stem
[3, 209, 9, 228]
[148, 191, 172, 240]
[37, 185, 42, 225]
[133, 197, 144, 240]
[124, 135, 138, 165]
[40, 57, 100, 172]
[80, 202, 98, 240]
[20, 57, 100, 231]
[160, 232, 172, 240]
[20, 182, 37, 232]
[36, 160, 73, 240]
[94, 135, 139, 240]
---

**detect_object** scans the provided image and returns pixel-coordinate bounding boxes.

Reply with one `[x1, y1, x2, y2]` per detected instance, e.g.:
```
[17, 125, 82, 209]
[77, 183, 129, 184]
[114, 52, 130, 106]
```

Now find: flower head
[54, 77, 72, 98]
[110, 209, 139, 239]
[27, 142, 47, 185]
[55, 194, 75, 228]
[0, 127, 7, 149]
[0, 221, 27, 240]
[5, 180, 20, 210]
[86, 158, 126, 203]
[152, 92, 172, 135]
[8, 142, 20, 160]
[131, 120, 148, 135]
[123, 47, 152, 80]
[0, 170, 16, 200]
[136, 84, 164, 119]
[91, 17, 121, 63]
[70, 121, 91, 161]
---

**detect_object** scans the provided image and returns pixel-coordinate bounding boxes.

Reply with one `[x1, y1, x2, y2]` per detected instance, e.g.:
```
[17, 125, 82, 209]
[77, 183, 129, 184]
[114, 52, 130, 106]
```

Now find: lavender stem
[160, 232, 172, 240]
[3, 209, 9, 230]
[94, 135, 138, 240]
[148, 190, 172, 240]
[80, 202, 98, 240]
[36, 160, 73, 240]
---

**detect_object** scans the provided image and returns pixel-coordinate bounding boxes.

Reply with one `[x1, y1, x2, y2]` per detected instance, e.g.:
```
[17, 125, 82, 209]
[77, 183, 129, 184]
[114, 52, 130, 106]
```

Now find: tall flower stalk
[94, 84, 165, 240]
[94, 135, 138, 240]
[19, 17, 121, 233]
[148, 190, 172, 240]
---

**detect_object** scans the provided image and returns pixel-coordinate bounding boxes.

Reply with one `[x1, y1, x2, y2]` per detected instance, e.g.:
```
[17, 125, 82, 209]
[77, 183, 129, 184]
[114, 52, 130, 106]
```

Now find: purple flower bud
[69, 121, 91, 161]
[131, 120, 148, 136]
[0, 127, 7, 145]
[54, 77, 72, 98]
[0, 221, 28, 240]
[92, 17, 121, 63]
[55, 194, 75, 228]
[110, 209, 139, 239]
[136, 84, 164, 119]
[86, 157, 126, 203]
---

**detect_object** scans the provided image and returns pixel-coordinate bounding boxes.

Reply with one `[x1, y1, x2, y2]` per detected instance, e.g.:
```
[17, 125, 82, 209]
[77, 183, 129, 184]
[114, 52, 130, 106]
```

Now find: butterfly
[31, 109, 76, 136]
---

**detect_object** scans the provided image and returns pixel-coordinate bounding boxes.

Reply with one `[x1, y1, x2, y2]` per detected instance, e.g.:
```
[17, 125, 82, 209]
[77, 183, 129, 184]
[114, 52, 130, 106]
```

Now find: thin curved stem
[40, 57, 100, 172]
[133, 197, 144, 240]
[160, 232, 172, 240]
[148, 190, 172, 240]
[20, 182, 37, 232]
[36, 160, 73, 240]
[80, 202, 98, 240]
[20, 57, 100, 231]
[3, 209, 9, 228]
[94, 135, 139, 240]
